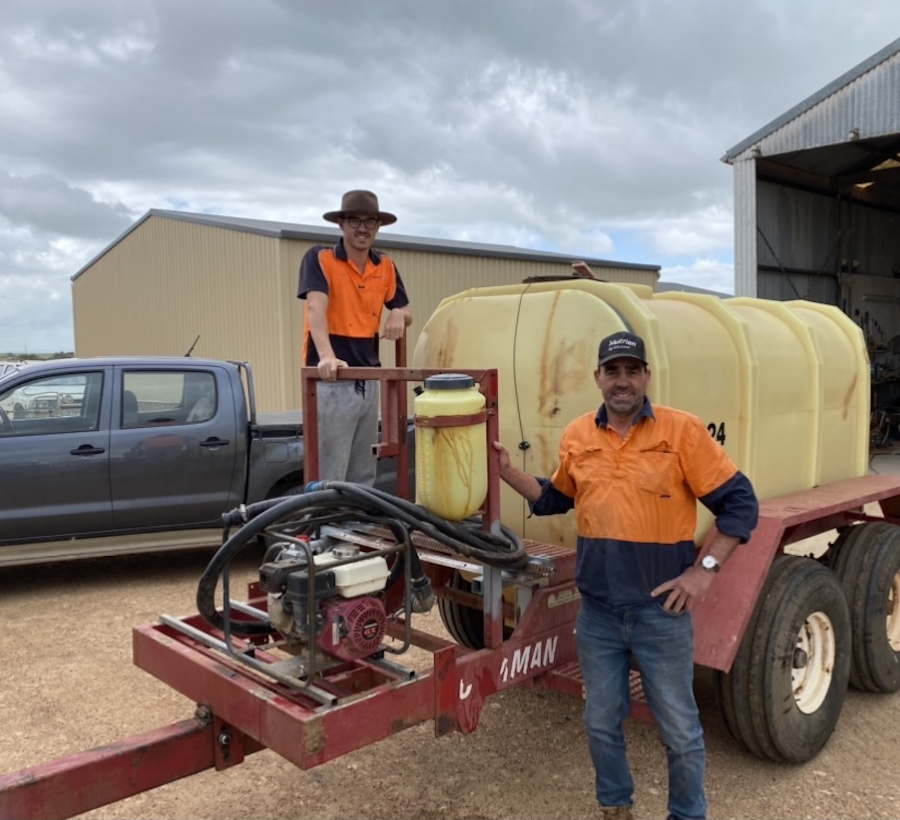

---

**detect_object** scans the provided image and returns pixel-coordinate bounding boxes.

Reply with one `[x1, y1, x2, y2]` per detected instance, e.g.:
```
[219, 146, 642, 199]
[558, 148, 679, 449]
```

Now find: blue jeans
[577, 596, 707, 820]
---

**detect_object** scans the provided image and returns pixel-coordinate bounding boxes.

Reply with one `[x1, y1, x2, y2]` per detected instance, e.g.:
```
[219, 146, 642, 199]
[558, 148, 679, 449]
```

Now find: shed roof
[722, 36, 900, 164]
[72, 209, 659, 281]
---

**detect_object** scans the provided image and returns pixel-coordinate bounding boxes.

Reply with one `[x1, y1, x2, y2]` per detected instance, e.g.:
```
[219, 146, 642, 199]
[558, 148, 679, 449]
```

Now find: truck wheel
[437, 571, 512, 649]
[717, 556, 850, 763]
[831, 521, 900, 692]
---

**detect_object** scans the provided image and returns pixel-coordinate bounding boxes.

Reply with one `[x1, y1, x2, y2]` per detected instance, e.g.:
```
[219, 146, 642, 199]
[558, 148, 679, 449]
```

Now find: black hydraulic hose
[225, 482, 527, 565]
[197, 483, 527, 635]
[318, 482, 528, 567]
[220, 496, 287, 528]
[199, 491, 419, 634]
[197, 489, 346, 635]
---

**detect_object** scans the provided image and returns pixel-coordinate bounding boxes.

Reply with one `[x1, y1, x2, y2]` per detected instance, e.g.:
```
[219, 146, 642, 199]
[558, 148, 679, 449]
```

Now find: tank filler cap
[424, 373, 474, 390]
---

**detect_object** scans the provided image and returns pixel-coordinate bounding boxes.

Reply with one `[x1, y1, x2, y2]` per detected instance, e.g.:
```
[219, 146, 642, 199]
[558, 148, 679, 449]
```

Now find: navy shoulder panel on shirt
[298, 244, 332, 298]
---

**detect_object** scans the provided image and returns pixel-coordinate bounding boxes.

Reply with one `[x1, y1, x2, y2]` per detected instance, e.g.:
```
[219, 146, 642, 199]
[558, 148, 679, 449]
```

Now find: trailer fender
[691, 517, 786, 671]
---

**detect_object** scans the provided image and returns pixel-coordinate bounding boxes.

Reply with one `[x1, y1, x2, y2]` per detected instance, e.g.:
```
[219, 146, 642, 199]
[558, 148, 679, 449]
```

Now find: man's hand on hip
[651, 566, 716, 613]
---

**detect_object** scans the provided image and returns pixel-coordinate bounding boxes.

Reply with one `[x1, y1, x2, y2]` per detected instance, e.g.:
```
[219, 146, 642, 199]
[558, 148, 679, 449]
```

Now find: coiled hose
[196, 481, 527, 635]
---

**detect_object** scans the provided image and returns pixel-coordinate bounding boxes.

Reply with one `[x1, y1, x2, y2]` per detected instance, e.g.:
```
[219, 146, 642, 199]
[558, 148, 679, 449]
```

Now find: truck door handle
[199, 437, 230, 448]
[70, 444, 106, 456]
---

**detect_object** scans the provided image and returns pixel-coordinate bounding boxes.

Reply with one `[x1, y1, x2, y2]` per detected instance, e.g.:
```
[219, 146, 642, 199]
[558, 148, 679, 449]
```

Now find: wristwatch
[701, 555, 720, 573]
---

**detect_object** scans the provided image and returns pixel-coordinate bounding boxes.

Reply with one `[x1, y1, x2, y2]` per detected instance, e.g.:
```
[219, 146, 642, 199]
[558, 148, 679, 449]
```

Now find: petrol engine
[258, 536, 392, 662]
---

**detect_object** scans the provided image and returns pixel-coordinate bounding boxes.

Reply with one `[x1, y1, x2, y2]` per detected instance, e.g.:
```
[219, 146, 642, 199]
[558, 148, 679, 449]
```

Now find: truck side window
[0, 372, 103, 435]
[121, 371, 217, 429]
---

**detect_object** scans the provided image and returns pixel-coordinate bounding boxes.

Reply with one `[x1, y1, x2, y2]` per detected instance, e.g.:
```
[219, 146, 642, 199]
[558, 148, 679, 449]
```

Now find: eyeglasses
[345, 216, 379, 229]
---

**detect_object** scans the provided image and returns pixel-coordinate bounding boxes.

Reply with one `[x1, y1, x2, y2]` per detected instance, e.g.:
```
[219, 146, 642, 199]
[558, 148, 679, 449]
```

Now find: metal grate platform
[351, 522, 575, 579]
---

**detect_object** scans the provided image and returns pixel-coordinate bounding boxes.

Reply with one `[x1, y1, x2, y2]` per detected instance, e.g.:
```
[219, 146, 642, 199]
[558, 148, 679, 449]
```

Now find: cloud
[1, 0, 900, 350]
[0, 169, 132, 239]
[659, 258, 736, 296]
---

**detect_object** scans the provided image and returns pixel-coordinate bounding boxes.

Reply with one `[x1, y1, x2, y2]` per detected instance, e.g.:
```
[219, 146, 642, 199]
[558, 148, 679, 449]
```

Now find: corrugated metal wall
[73, 218, 291, 411]
[755, 180, 900, 307]
[757, 182, 841, 274]
[729, 49, 900, 161]
[849, 204, 900, 276]
[730, 44, 900, 304]
[734, 158, 758, 296]
[75, 215, 658, 412]
[757, 270, 840, 304]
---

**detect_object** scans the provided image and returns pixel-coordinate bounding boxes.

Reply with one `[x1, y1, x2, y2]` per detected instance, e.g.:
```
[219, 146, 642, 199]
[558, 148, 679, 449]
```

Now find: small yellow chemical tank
[413, 280, 870, 548]
[415, 374, 488, 521]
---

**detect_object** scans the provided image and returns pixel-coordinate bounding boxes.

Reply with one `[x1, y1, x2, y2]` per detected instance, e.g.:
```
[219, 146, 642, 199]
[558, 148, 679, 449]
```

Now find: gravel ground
[1, 539, 899, 820]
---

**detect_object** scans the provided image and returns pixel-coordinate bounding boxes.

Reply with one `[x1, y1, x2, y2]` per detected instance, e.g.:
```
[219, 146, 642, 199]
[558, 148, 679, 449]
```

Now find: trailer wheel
[437, 571, 512, 649]
[714, 662, 741, 746]
[437, 571, 482, 648]
[715, 558, 773, 760]
[827, 523, 865, 575]
[717, 556, 850, 763]
[831, 521, 900, 692]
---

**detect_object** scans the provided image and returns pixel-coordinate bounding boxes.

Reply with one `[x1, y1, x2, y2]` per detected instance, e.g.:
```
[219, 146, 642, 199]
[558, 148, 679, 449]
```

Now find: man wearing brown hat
[493, 331, 758, 820]
[298, 190, 411, 484]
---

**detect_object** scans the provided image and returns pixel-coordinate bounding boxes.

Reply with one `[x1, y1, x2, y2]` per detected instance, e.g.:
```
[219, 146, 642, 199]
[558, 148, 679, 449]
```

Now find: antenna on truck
[184, 335, 200, 357]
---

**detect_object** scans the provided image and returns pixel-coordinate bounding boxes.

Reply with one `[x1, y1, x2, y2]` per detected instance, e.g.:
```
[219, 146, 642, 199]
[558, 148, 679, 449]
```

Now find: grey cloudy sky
[2, 1, 900, 352]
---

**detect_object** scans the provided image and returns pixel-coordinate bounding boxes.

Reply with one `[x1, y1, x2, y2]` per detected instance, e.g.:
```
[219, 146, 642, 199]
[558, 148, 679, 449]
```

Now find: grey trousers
[314, 380, 379, 485]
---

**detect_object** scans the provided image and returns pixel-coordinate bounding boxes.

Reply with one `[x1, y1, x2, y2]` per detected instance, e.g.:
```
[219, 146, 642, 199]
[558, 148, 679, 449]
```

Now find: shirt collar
[596, 397, 655, 428]
[334, 238, 382, 265]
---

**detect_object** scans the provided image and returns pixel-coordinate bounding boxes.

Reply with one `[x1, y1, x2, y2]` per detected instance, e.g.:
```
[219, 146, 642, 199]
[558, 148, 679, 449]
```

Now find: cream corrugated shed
[71, 210, 659, 412]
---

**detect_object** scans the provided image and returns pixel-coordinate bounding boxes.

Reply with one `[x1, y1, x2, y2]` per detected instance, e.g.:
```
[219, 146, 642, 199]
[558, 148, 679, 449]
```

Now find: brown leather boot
[598, 805, 635, 820]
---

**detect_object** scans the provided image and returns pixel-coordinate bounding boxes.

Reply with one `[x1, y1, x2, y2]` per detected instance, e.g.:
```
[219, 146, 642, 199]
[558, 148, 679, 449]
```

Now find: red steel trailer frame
[3, 367, 900, 820]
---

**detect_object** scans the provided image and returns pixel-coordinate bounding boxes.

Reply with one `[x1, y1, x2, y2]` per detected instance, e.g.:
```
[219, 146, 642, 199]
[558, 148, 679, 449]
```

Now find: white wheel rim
[888, 571, 900, 652]
[792, 610, 835, 714]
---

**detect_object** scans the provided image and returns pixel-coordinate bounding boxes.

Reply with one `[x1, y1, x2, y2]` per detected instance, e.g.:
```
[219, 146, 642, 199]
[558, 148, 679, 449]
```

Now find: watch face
[702, 555, 718, 571]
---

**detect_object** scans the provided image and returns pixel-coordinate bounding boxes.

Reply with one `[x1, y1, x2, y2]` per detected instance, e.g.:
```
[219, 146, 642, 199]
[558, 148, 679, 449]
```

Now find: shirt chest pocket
[570, 444, 612, 486]
[358, 275, 391, 320]
[636, 448, 680, 496]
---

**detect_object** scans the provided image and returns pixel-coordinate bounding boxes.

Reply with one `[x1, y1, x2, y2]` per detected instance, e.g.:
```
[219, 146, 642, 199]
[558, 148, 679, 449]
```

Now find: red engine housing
[316, 597, 386, 661]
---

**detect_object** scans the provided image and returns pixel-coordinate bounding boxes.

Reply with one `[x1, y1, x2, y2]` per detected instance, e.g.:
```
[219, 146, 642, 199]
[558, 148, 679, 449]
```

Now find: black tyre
[715, 558, 773, 760]
[716, 556, 850, 763]
[714, 661, 741, 747]
[826, 524, 865, 576]
[437, 571, 512, 649]
[831, 521, 900, 692]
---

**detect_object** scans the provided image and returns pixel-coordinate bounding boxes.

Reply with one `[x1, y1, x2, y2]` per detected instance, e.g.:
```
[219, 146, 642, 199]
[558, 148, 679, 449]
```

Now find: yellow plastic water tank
[414, 374, 488, 521]
[412, 280, 869, 547]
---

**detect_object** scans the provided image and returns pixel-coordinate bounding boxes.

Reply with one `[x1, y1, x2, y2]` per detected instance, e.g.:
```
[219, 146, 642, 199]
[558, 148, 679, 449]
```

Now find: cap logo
[608, 337, 636, 349]
[598, 331, 647, 366]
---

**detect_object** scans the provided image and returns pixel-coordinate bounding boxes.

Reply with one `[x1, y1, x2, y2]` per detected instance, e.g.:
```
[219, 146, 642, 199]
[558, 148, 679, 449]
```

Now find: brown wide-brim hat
[323, 190, 397, 226]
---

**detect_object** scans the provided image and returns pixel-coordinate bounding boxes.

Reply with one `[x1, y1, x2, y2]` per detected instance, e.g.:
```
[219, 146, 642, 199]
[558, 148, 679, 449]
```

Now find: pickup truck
[0, 357, 408, 567]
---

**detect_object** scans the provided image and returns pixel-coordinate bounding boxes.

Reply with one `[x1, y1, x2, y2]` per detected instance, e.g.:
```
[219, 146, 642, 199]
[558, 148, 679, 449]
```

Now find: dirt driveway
[1, 544, 899, 820]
